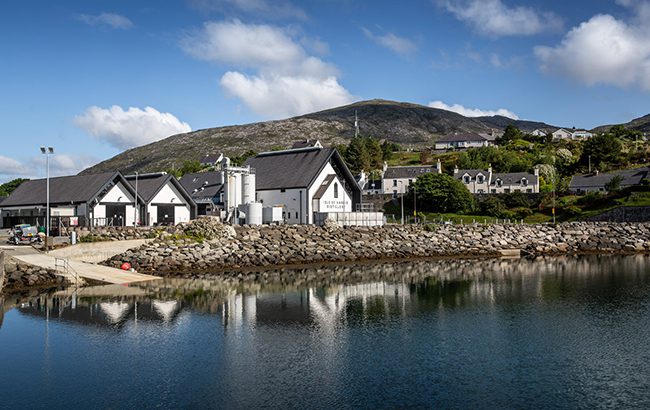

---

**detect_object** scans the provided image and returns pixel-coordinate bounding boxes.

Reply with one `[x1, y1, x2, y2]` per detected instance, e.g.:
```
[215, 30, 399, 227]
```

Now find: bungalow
[382, 160, 442, 196]
[569, 167, 650, 194]
[434, 133, 491, 150]
[553, 128, 594, 140]
[0, 172, 145, 229]
[571, 129, 593, 138]
[244, 145, 361, 225]
[552, 128, 573, 139]
[530, 129, 548, 137]
[124, 173, 196, 226]
[179, 171, 224, 216]
[454, 166, 540, 194]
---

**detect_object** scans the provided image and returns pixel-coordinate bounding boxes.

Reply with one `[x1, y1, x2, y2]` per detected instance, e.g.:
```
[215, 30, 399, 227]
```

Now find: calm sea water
[1, 255, 650, 409]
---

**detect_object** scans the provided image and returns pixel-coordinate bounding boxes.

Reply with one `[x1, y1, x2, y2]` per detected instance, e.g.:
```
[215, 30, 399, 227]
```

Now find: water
[2, 255, 650, 409]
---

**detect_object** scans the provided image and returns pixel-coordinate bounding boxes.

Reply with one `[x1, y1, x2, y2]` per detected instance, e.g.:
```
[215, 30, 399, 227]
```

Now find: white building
[244, 146, 361, 225]
[382, 160, 442, 196]
[530, 129, 548, 137]
[454, 166, 540, 194]
[553, 128, 593, 140]
[125, 173, 196, 225]
[434, 133, 491, 150]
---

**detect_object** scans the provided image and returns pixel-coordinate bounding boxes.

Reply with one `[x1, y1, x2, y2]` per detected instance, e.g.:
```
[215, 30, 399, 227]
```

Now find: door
[157, 205, 175, 225]
[106, 205, 126, 226]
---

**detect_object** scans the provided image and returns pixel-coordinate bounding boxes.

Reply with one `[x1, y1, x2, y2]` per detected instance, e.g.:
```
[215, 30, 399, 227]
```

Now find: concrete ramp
[13, 253, 160, 285]
[48, 239, 152, 263]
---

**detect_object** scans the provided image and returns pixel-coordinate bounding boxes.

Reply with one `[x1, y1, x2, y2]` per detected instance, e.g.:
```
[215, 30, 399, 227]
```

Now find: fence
[314, 212, 386, 227]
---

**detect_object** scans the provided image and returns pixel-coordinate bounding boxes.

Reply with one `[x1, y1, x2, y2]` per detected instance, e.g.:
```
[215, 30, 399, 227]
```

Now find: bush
[503, 192, 531, 208]
[480, 196, 506, 217]
[563, 205, 582, 217]
[511, 207, 533, 219]
[576, 191, 603, 206]
[411, 173, 476, 213]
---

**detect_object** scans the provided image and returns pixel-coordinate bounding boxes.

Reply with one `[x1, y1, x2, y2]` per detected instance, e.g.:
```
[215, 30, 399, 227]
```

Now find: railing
[54, 257, 81, 286]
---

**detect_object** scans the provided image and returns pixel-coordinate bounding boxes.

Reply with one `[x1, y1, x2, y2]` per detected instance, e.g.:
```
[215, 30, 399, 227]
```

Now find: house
[244, 145, 361, 225]
[179, 171, 225, 216]
[434, 133, 491, 150]
[124, 173, 196, 225]
[454, 166, 540, 194]
[199, 154, 223, 168]
[382, 160, 442, 196]
[552, 128, 573, 139]
[530, 129, 548, 137]
[0, 172, 145, 229]
[569, 167, 650, 194]
[571, 129, 593, 138]
[553, 128, 594, 140]
[362, 179, 383, 195]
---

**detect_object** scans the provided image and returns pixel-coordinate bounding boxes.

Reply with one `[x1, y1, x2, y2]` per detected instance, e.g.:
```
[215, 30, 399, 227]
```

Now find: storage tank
[242, 173, 256, 204]
[246, 202, 263, 225]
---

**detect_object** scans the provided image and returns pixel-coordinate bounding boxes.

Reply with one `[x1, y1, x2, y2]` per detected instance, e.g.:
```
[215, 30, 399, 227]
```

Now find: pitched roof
[384, 165, 438, 179]
[313, 174, 337, 200]
[492, 172, 538, 186]
[455, 169, 488, 179]
[244, 147, 334, 190]
[179, 171, 224, 202]
[0, 196, 6, 206]
[200, 154, 222, 165]
[1, 172, 123, 207]
[363, 179, 382, 190]
[437, 133, 487, 143]
[291, 139, 322, 149]
[125, 174, 168, 202]
[569, 167, 650, 189]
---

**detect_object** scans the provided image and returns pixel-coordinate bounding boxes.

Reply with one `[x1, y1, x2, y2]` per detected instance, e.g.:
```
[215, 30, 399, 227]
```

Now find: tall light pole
[398, 181, 404, 225]
[413, 185, 417, 224]
[40, 146, 54, 241]
[134, 171, 138, 226]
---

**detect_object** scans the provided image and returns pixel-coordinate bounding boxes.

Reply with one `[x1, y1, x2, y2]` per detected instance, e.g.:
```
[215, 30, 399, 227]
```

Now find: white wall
[93, 181, 136, 226]
[256, 188, 306, 224]
[147, 181, 191, 225]
[312, 176, 352, 214]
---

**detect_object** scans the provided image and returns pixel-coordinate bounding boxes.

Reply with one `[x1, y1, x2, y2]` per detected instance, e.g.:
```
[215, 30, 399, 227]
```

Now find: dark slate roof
[200, 154, 222, 164]
[125, 174, 168, 202]
[179, 171, 224, 202]
[569, 167, 650, 189]
[244, 147, 337, 190]
[437, 133, 487, 143]
[313, 174, 336, 200]
[291, 139, 321, 149]
[492, 172, 538, 186]
[384, 166, 438, 179]
[1, 172, 122, 207]
[363, 179, 382, 190]
[454, 169, 489, 180]
[0, 196, 6, 205]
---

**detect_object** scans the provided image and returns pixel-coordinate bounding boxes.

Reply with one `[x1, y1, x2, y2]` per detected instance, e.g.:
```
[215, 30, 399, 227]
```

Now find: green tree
[580, 133, 622, 169]
[497, 125, 523, 144]
[230, 150, 257, 166]
[364, 136, 384, 169]
[411, 173, 475, 213]
[604, 174, 624, 192]
[0, 178, 28, 196]
[344, 136, 370, 174]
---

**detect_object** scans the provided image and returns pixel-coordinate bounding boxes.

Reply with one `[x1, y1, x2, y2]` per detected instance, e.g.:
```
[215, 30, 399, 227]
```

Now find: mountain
[592, 113, 650, 134]
[475, 115, 559, 132]
[81, 99, 560, 175]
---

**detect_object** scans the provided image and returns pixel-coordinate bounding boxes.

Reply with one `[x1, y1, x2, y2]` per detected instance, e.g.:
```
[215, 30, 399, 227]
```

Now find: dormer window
[463, 175, 470, 184]
[521, 178, 528, 186]
[496, 179, 503, 187]
[477, 174, 485, 184]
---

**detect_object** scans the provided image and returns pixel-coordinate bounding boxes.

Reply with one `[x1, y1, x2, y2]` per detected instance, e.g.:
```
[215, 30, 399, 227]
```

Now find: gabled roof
[125, 173, 195, 206]
[492, 172, 538, 186]
[1, 172, 136, 207]
[437, 133, 487, 143]
[455, 169, 487, 180]
[569, 167, 650, 189]
[291, 139, 322, 149]
[384, 165, 438, 179]
[200, 154, 222, 165]
[0, 196, 6, 205]
[179, 171, 224, 202]
[313, 174, 337, 200]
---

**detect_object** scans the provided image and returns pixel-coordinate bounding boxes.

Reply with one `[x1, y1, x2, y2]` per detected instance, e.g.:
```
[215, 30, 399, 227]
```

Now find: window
[334, 182, 339, 198]
[521, 178, 528, 186]
[408, 179, 413, 184]
[463, 175, 470, 184]
[477, 189, 484, 193]
[280, 189, 286, 193]
[295, 212, 298, 219]
[496, 179, 503, 187]
[526, 189, 532, 193]
[393, 180, 397, 187]
[491, 189, 496, 193]
[504, 188, 511, 193]
[477, 175, 484, 184]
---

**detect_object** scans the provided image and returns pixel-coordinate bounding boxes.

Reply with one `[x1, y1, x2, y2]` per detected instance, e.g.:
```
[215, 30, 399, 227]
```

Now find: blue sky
[2, 0, 650, 183]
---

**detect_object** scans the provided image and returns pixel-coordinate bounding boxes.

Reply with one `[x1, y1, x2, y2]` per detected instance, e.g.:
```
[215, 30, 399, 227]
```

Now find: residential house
[530, 129, 548, 137]
[434, 133, 491, 150]
[553, 128, 594, 140]
[569, 167, 650, 194]
[244, 145, 361, 225]
[0, 172, 145, 229]
[362, 178, 383, 195]
[552, 128, 573, 139]
[382, 160, 442, 196]
[454, 166, 540, 194]
[124, 173, 196, 225]
[571, 129, 593, 138]
[179, 171, 225, 216]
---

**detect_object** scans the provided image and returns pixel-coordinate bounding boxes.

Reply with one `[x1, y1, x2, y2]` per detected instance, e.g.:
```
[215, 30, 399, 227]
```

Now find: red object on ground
[120, 262, 132, 271]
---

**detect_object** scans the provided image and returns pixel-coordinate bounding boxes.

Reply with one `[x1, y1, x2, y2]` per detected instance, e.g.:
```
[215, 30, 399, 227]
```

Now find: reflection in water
[1, 255, 650, 409]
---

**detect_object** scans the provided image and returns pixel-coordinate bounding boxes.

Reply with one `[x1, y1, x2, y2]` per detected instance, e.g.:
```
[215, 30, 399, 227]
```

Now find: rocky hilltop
[81, 99, 559, 175]
[593, 113, 650, 134]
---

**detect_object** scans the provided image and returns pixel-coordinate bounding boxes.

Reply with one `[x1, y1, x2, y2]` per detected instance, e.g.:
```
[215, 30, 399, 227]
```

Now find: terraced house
[382, 160, 442, 196]
[454, 166, 540, 194]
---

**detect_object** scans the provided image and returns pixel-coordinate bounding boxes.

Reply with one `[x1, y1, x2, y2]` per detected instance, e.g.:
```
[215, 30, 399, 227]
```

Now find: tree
[364, 136, 384, 169]
[604, 175, 624, 192]
[580, 133, 622, 169]
[230, 150, 257, 166]
[497, 125, 523, 144]
[344, 136, 370, 174]
[410, 173, 475, 213]
[0, 178, 28, 196]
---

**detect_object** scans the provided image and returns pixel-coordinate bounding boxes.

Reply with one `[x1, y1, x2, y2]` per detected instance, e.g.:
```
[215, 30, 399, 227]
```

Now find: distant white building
[454, 166, 540, 194]
[553, 128, 593, 140]
[530, 129, 548, 137]
[125, 173, 195, 226]
[434, 133, 491, 150]
[571, 129, 593, 138]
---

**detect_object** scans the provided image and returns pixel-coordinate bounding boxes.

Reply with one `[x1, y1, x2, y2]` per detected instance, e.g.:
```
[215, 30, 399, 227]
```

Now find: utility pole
[413, 186, 417, 223]
[588, 155, 591, 173]
[134, 171, 138, 226]
[40, 146, 54, 247]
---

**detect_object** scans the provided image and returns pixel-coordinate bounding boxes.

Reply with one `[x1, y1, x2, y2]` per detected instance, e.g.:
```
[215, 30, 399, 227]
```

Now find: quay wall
[1, 255, 62, 293]
[104, 222, 650, 275]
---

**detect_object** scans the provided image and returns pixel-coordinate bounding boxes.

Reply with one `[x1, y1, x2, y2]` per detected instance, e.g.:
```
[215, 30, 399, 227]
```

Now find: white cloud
[32, 154, 100, 178]
[181, 20, 354, 118]
[76, 13, 134, 29]
[438, 0, 563, 37]
[362, 28, 417, 57]
[74, 106, 192, 150]
[189, 0, 307, 20]
[0, 156, 30, 177]
[428, 101, 519, 119]
[535, 3, 650, 91]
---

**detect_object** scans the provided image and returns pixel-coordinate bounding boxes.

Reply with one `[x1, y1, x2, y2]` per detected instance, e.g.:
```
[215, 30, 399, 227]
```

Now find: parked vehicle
[8, 224, 41, 245]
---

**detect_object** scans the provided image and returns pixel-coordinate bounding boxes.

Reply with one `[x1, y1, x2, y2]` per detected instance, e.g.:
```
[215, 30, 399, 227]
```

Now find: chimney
[488, 163, 493, 180]
[436, 159, 442, 174]
[383, 161, 388, 172]
[534, 167, 539, 177]
[453, 165, 459, 175]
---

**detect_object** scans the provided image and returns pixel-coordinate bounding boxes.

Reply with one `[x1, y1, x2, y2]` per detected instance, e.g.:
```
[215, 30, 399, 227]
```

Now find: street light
[398, 181, 404, 225]
[134, 171, 138, 226]
[40, 146, 54, 243]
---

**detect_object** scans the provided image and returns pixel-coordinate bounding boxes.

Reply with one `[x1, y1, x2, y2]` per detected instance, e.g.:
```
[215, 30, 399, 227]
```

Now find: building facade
[454, 166, 540, 194]
[434, 133, 491, 150]
[382, 160, 442, 196]
[125, 173, 196, 226]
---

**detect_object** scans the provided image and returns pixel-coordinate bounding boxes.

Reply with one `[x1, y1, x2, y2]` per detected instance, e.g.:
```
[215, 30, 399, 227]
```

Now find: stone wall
[70, 226, 163, 241]
[587, 206, 650, 223]
[2, 255, 63, 293]
[104, 222, 650, 275]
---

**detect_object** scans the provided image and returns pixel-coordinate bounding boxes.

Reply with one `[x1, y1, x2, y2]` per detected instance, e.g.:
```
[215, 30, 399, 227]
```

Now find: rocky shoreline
[1, 255, 63, 293]
[104, 222, 650, 275]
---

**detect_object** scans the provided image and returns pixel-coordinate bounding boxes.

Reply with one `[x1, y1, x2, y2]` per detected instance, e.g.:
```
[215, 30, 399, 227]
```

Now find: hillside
[81, 99, 559, 175]
[475, 115, 559, 132]
[592, 113, 650, 134]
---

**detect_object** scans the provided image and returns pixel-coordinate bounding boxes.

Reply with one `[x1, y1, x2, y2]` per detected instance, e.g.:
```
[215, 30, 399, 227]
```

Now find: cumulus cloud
[438, 0, 563, 37]
[32, 154, 101, 178]
[75, 12, 134, 29]
[535, 2, 650, 91]
[74, 106, 192, 150]
[428, 101, 519, 119]
[181, 20, 354, 118]
[0, 156, 30, 177]
[188, 0, 306, 20]
[362, 28, 417, 57]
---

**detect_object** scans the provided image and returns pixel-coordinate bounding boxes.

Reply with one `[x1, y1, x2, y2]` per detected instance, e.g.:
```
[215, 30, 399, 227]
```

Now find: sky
[1, 0, 650, 183]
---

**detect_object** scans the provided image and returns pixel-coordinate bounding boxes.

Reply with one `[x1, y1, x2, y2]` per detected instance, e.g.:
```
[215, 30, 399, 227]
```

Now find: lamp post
[413, 186, 417, 224]
[134, 171, 138, 226]
[398, 181, 404, 225]
[40, 146, 54, 242]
